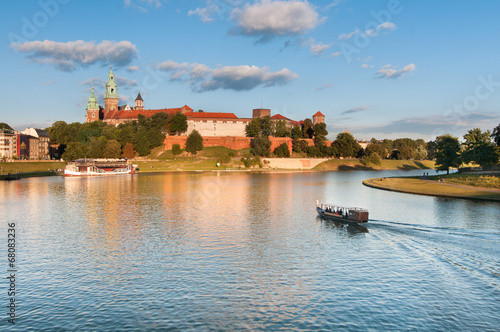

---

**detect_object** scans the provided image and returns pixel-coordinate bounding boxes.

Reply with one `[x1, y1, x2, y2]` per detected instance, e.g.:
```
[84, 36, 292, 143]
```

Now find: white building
[0, 130, 16, 160]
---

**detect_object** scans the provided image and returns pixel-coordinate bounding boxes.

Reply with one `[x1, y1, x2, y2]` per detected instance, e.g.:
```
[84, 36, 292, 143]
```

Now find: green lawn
[315, 159, 435, 171]
[0, 162, 65, 174]
[363, 175, 500, 201]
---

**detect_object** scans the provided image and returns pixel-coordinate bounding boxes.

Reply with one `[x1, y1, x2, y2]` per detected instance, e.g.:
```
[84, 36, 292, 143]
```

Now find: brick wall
[164, 136, 331, 155]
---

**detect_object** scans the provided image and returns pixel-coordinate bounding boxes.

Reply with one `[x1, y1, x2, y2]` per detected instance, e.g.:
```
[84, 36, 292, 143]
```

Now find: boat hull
[316, 206, 369, 223]
[64, 159, 137, 177]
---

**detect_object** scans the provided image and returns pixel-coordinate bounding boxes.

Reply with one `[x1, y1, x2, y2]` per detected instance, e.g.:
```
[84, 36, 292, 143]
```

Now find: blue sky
[1, 0, 499, 141]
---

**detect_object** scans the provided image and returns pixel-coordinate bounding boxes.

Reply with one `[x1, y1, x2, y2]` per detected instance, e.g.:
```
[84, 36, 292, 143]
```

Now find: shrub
[172, 144, 182, 155]
[274, 143, 290, 157]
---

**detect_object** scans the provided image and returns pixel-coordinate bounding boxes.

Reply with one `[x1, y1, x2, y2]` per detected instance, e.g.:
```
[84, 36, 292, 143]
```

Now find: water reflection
[0, 171, 499, 331]
[317, 216, 369, 235]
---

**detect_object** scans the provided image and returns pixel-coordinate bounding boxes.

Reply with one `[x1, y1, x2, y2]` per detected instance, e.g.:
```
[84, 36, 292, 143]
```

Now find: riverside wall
[262, 158, 329, 170]
[163, 136, 332, 155]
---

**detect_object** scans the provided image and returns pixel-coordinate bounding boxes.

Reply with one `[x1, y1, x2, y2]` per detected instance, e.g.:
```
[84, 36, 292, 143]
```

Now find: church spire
[105, 65, 118, 99]
[86, 84, 99, 110]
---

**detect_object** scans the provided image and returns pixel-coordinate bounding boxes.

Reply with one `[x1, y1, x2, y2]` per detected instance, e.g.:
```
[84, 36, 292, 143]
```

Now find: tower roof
[105, 65, 118, 99]
[135, 92, 143, 101]
[86, 84, 99, 110]
[313, 111, 325, 117]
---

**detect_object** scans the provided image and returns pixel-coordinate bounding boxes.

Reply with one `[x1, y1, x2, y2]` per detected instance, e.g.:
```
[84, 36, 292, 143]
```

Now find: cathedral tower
[85, 84, 100, 123]
[104, 66, 118, 117]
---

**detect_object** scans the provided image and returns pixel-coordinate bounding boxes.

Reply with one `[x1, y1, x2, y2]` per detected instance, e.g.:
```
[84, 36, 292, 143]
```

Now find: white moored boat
[316, 200, 369, 223]
[64, 158, 137, 176]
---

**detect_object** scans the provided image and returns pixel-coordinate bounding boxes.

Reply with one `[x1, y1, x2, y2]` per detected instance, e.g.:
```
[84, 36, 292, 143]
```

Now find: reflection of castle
[85, 69, 325, 138]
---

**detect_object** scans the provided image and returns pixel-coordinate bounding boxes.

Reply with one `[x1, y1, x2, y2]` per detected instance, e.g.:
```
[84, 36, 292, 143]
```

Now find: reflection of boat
[316, 217, 369, 233]
[316, 200, 369, 223]
[64, 159, 137, 176]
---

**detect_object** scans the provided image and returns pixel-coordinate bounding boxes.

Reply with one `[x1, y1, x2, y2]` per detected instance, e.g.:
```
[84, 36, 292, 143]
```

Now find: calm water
[1, 170, 499, 331]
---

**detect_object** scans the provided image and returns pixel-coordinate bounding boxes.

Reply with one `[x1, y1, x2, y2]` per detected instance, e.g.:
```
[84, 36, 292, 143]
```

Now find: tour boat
[316, 200, 369, 223]
[64, 158, 137, 176]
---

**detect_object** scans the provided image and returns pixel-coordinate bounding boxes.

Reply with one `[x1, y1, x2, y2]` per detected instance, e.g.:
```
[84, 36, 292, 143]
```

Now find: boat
[316, 200, 369, 223]
[64, 158, 137, 176]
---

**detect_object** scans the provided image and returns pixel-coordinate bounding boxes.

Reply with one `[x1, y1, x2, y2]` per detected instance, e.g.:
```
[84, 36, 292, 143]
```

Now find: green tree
[462, 128, 499, 166]
[492, 123, 500, 146]
[435, 134, 461, 174]
[365, 138, 385, 158]
[331, 132, 362, 158]
[274, 143, 290, 157]
[133, 136, 151, 156]
[302, 118, 314, 138]
[172, 144, 182, 155]
[185, 130, 203, 155]
[62, 142, 88, 161]
[381, 139, 394, 158]
[246, 116, 273, 137]
[245, 118, 261, 137]
[426, 140, 437, 160]
[103, 139, 122, 158]
[313, 123, 328, 137]
[122, 142, 136, 159]
[168, 112, 188, 135]
[361, 152, 382, 166]
[250, 135, 271, 157]
[291, 125, 303, 140]
[88, 136, 107, 158]
[393, 138, 417, 160]
[273, 120, 291, 137]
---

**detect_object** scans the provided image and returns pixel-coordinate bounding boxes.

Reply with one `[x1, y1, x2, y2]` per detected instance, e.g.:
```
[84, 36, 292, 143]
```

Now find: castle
[85, 68, 326, 152]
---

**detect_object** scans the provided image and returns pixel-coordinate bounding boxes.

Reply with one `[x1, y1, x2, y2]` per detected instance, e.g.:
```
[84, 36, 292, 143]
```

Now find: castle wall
[187, 119, 251, 137]
[164, 136, 252, 151]
[164, 136, 303, 155]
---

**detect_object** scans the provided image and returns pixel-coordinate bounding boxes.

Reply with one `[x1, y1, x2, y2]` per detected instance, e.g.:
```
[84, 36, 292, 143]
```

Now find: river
[1, 170, 499, 331]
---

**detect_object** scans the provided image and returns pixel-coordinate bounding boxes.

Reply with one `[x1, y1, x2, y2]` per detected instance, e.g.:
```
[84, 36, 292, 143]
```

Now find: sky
[1, 0, 499, 141]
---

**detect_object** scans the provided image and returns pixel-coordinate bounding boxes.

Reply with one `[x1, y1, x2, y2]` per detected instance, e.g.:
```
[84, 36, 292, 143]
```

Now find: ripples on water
[0, 171, 499, 331]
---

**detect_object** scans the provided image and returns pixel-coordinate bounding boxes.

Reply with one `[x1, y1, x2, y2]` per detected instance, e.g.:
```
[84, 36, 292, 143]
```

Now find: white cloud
[231, 1, 322, 41]
[124, 0, 162, 12]
[157, 60, 299, 92]
[189, 6, 216, 23]
[365, 21, 397, 37]
[374, 63, 415, 79]
[116, 76, 138, 87]
[12, 40, 138, 72]
[339, 21, 396, 40]
[310, 42, 332, 56]
[330, 51, 341, 58]
[300, 37, 331, 56]
[127, 66, 139, 72]
[360, 63, 373, 68]
[315, 83, 332, 91]
[338, 29, 359, 40]
[340, 106, 368, 115]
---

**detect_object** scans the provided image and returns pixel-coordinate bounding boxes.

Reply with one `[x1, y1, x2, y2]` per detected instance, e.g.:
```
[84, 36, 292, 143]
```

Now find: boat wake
[366, 219, 500, 290]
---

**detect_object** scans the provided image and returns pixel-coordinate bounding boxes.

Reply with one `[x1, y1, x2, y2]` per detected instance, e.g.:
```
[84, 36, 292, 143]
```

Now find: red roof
[185, 112, 238, 119]
[106, 105, 194, 120]
[270, 114, 292, 121]
[313, 111, 325, 117]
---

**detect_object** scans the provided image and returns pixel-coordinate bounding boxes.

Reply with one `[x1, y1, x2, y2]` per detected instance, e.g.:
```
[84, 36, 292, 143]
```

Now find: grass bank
[0, 162, 65, 175]
[363, 174, 500, 201]
[314, 159, 435, 171]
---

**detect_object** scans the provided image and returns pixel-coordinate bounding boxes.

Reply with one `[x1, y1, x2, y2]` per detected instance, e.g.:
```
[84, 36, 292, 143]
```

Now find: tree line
[45, 112, 188, 161]
[434, 126, 500, 173]
[244, 117, 500, 169]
